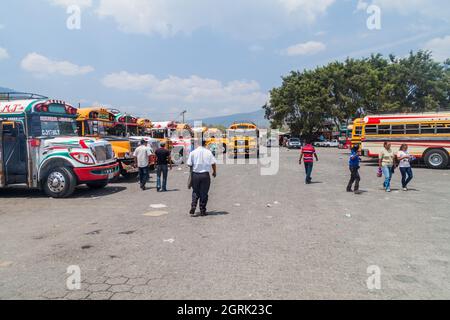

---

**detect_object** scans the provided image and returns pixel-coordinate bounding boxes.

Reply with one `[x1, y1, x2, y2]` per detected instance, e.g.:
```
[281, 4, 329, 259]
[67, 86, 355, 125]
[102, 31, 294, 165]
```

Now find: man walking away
[155, 142, 172, 192]
[187, 140, 217, 216]
[299, 140, 319, 184]
[347, 144, 362, 193]
[133, 139, 152, 190]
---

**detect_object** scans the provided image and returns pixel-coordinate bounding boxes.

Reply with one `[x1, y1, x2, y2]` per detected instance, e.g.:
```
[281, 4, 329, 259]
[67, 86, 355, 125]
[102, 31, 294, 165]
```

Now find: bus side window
[436, 123, 450, 134]
[365, 125, 377, 135]
[420, 123, 436, 134]
[392, 125, 405, 135]
[378, 125, 391, 135]
[406, 124, 419, 134]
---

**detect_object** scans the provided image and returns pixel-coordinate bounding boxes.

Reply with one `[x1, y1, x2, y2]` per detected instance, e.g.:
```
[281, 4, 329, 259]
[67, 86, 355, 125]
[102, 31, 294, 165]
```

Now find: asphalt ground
[0, 148, 449, 299]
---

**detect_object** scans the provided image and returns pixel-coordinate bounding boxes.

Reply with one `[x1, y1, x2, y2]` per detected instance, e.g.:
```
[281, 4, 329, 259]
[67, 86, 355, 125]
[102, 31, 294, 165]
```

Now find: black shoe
[162, 189, 167, 192]
[200, 211, 208, 216]
[189, 208, 196, 215]
[347, 188, 353, 192]
[157, 188, 161, 192]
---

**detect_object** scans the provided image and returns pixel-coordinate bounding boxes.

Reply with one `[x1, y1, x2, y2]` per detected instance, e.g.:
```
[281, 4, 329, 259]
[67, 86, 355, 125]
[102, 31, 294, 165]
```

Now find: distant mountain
[191, 109, 269, 128]
[0, 86, 14, 93]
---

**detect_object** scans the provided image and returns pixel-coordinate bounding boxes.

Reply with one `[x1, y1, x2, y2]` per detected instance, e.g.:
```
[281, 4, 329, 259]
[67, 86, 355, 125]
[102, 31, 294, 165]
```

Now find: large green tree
[265, 51, 450, 137]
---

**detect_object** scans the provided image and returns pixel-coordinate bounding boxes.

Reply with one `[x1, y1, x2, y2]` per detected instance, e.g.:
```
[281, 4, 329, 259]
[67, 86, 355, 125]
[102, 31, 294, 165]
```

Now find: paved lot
[0, 148, 449, 300]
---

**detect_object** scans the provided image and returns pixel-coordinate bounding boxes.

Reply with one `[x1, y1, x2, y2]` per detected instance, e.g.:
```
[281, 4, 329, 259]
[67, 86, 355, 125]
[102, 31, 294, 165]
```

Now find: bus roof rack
[0, 92, 48, 101]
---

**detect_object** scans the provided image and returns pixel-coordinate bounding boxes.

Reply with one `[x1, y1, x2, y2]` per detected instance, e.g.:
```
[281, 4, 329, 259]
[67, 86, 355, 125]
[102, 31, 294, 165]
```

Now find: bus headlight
[70, 152, 96, 165]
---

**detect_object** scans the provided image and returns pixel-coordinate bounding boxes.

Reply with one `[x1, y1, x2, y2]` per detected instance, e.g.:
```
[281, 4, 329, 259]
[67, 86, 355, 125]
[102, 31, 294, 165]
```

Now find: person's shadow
[194, 211, 230, 217]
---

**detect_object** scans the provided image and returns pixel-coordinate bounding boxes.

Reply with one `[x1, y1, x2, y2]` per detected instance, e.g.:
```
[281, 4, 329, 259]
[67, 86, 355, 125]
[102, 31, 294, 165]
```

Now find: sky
[0, 0, 449, 121]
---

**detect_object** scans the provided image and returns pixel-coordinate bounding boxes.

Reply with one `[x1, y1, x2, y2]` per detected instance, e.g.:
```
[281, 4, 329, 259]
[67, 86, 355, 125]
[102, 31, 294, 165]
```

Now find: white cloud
[21, 53, 94, 76]
[102, 72, 268, 117]
[96, 0, 335, 38]
[0, 47, 9, 60]
[425, 35, 450, 62]
[49, 0, 92, 8]
[102, 71, 158, 90]
[282, 41, 326, 56]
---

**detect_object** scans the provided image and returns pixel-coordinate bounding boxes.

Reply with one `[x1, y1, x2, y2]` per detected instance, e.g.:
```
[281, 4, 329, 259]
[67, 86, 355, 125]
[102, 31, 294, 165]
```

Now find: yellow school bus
[77, 107, 139, 177]
[351, 118, 365, 147]
[137, 118, 153, 136]
[227, 122, 260, 158]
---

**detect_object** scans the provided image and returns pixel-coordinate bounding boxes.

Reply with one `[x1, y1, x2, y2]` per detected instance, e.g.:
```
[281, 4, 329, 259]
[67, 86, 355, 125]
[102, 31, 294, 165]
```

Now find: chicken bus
[227, 122, 260, 158]
[0, 93, 119, 198]
[77, 107, 140, 177]
[361, 112, 450, 169]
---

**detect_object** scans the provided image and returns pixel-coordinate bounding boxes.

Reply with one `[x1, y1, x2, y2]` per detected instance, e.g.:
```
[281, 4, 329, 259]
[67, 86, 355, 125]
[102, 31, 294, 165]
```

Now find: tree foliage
[264, 51, 450, 137]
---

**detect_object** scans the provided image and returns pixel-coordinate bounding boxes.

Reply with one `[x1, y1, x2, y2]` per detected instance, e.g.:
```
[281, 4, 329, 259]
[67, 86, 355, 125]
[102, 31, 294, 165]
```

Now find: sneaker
[386, 189, 391, 193]
[403, 187, 408, 191]
[347, 188, 353, 192]
[189, 208, 196, 216]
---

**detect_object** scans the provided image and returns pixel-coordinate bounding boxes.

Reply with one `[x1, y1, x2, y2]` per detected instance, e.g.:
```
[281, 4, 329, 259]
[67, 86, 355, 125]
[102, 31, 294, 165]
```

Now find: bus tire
[424, 149, 449, 169]
[86, 181, 108, 189]
[43, 167, 76, 198]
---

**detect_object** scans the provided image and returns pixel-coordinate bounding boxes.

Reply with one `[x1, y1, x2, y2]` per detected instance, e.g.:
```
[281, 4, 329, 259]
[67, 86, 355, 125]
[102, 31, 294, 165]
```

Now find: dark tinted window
[378, 125, 391, 135]
[406, 124, 419, 134]
[392, 125, 405, 134]
[420, 123, 436, 134]
[365, 125, 377, 134]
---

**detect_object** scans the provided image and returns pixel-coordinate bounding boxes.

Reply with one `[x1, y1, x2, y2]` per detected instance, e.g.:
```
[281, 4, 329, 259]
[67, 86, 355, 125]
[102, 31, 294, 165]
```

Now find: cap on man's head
[160, 142, 166, 147]
[141, 139, 147, 145]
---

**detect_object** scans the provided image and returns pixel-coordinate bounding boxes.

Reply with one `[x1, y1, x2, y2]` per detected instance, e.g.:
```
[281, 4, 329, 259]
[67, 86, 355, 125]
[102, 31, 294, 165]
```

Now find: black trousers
[191, 172, 211, 213]
[347, 166, 360, 191]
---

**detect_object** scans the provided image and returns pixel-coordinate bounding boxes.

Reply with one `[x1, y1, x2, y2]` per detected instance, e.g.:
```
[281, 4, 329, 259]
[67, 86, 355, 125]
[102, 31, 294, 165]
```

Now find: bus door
[1, 121, 28, 185]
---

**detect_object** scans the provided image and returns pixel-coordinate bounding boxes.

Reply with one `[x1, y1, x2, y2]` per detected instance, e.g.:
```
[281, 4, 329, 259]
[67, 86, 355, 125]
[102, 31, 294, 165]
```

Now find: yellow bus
[361, 112, 450, 169]
[351, 118, 365, 148]
[137, 118, 153, 136]
[77, 107, 139, 177]
[227, 122, 260, 158]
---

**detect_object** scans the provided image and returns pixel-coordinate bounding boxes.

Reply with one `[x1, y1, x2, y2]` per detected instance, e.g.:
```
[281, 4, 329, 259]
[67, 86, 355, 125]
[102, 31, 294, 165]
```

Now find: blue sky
[1, 0, 449, 121]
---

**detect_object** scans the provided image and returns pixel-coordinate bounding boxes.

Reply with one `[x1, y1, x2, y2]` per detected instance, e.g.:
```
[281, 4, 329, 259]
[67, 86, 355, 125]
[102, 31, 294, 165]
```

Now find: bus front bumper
[73, 162, 120, 183]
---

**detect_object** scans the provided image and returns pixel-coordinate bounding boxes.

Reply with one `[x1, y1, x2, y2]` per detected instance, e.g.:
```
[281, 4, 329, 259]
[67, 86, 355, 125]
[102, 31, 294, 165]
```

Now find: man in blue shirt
[347, 144, 361, 193]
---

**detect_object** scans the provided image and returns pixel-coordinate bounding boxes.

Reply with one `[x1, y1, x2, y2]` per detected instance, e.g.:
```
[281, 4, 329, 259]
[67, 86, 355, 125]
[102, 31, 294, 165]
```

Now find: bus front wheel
[424, 149, 449, 169]
[43, 167, 76, 198]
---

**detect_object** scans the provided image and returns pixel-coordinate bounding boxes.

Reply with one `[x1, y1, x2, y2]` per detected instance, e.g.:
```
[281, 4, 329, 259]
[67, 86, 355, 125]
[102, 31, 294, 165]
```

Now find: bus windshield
[31, 115, 77, 137]
[85, 120, 109, 136]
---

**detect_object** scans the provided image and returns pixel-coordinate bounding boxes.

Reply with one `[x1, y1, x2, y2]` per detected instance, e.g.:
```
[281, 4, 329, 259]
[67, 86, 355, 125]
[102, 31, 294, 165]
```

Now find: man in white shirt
[133, 139, 153, 190]
[187, 141, 217, 216]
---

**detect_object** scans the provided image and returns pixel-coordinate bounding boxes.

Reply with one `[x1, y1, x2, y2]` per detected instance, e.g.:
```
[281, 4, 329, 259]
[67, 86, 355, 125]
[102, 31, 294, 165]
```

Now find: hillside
[191, 109, 269, 128]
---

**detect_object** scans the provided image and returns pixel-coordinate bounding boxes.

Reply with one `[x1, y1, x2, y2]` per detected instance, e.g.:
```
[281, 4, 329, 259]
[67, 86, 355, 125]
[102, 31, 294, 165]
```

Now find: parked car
[314, 140, 339, 148]
[287, 138, 302, 149]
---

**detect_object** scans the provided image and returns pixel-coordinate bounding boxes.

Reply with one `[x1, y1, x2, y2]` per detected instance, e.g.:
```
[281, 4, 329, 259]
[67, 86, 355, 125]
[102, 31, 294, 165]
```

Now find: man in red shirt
[299, 140, 319, 184]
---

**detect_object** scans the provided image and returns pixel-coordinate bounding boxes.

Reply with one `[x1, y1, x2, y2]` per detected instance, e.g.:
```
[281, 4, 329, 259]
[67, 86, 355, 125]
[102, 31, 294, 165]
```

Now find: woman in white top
[397, 144, 414, 191]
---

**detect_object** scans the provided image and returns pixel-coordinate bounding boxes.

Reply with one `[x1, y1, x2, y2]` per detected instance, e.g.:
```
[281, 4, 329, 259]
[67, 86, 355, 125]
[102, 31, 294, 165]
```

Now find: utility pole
[180, 110, 187, 123]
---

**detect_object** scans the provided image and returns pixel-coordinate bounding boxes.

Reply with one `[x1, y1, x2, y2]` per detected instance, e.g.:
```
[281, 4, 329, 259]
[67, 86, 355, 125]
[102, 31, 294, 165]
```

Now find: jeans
[400, 167, 413, 188]
[156, 165, 169, 191]
[191, 172, 211, 213]
[304, 162, 314, 183]
[347, 166, 360, 191]
[138, 167, 149, 188]
[382, 165, 393, 190]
